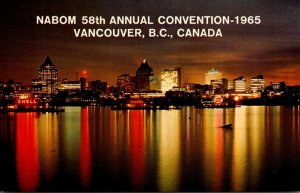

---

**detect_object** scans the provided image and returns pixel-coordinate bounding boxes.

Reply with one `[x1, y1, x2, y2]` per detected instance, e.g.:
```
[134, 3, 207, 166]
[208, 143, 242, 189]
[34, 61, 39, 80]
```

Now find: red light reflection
[129, 110, 145, 190]
[16, 113, 40, 192]
[80, 107, 91, 188]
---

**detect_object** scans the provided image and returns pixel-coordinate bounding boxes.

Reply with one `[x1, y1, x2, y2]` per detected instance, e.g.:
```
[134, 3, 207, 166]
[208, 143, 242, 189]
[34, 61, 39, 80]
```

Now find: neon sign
[17, 99, 38, 105]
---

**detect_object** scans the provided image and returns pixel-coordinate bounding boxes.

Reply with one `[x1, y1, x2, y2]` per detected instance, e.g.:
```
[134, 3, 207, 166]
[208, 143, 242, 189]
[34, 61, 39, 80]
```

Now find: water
[0, 106, 300, 191]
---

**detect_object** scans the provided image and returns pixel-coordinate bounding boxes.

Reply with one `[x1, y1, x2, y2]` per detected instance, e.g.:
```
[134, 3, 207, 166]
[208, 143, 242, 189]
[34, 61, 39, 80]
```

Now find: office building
[60, 79, 81, 91]
[149, 76, 160, 91]
[205, 68, 222, 85]
[251, 75, 265, 93]
[117, 73, 132, 92]
[38, 56, 58, 94]
[161, 67, 181, 93]
[234, 76, 247, 93]
[227, 80, 234, 90]
[135, 59, 154, 92]
[90, 80, 107, 92]
[211, 79, 223, 92]
[271, 81, 286, 91]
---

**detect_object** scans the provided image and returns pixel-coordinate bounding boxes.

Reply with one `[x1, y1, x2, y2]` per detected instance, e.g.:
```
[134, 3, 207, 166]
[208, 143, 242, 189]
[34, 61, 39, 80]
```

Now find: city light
[234, 96, 239, 101]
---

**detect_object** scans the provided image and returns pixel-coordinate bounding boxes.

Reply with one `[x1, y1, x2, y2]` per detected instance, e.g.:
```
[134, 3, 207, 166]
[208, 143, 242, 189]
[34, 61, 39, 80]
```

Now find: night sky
[0, 0, 299, 86]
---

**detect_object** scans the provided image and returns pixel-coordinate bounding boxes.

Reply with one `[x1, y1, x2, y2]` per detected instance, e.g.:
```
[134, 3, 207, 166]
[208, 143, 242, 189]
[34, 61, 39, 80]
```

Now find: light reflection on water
[16, 113, 39, 192]
[0, 106, 300, 191]
[37, 112, 59, 188]
[158, 110, 181, 191]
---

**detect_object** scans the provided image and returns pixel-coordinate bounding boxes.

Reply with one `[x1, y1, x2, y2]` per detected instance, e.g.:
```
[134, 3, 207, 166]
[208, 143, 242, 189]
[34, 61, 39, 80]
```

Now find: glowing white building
[33, 56, 58, 95]
[205, 68, 222, 85]
[233, 76, 247, 93]
[250, 75, 265, 93]
[160, 67, 181, 93]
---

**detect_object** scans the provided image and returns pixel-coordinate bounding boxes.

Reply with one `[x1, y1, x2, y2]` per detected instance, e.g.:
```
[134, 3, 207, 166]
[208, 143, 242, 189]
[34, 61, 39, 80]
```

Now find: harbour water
[0, 106, 300, 191]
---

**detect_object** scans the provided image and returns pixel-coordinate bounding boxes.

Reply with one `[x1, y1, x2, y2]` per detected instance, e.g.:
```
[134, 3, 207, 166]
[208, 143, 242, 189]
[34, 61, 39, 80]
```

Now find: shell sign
[15, 94, 40, 107]
[214, 96, 223, 104]
[17, 99, 39, 105]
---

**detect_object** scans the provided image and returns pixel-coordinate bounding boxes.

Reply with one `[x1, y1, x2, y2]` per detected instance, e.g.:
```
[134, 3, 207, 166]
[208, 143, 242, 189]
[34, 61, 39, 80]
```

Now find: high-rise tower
[38, 56, 58, 94]
[135, 59, 154, 92]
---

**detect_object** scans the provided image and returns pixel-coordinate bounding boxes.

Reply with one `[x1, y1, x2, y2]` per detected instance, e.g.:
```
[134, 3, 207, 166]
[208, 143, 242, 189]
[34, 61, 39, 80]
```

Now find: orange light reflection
[37, 113, 59, 184]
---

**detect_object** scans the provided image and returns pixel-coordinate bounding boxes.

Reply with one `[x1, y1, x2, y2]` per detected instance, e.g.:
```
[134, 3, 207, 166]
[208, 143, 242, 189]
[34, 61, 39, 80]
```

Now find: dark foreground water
[0, 106, 300, 192]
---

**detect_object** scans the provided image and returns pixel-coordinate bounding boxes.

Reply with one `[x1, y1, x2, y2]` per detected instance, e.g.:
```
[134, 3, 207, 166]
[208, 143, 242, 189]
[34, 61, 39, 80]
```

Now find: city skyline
[0, 0, 299, 85]
[0, 56, 298, 91]
[0, 56, 298, 89]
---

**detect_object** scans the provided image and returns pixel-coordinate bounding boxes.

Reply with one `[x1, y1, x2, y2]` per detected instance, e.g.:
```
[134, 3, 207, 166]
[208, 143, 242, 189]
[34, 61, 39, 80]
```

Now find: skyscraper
[38, 56, 58, 95]
[205, 68, 222, 85]
[117, 73, 132, 92]
[135, 59, 154, 92]
[161, 67, 181, 93]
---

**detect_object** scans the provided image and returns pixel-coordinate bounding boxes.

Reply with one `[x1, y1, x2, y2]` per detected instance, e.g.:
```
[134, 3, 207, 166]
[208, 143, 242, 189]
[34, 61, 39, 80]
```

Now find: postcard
[0, 0, 299, 192]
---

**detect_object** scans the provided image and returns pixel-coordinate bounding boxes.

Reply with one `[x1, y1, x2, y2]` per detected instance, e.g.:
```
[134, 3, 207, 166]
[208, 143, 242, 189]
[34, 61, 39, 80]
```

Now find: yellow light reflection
[202, 109, 217, 189]
[232, 106, 247, 191]
[201, 109, 225, 191]
[271, 106, 281, 160]
[158, 110, 181, 191]
[63, 107, 81, 173]
[247, 106, 265, 189]
[37, 113, 59, 183]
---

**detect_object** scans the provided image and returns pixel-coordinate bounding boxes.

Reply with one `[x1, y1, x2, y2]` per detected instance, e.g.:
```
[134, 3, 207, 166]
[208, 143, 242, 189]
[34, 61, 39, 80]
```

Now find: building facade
[250, 75, 265, 93]
[149, 76, 160, 91]
[117, 73, 132, 92]
[271, 81, 286, 90]
[227, 80, 234, 90]
[233, 76, 247, 93]
[135, 59, 154, 92]
[38, 56, 58, 94]
[211, 79, 223, 93]
[205, 68, 222, 85]
[60, 79, 81, 91]
[161, 67, 181, 93]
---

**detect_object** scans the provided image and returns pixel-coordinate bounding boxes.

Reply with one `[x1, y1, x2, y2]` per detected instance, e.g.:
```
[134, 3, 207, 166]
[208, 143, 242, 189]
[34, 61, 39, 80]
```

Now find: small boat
[221, 124, 232, 129]
[125, 98, 149, 109]
[112, 98, 150, 110]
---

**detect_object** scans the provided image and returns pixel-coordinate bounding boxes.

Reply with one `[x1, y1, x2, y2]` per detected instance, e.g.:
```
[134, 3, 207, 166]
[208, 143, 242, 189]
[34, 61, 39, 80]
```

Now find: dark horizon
[0, 0, 299, 86]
